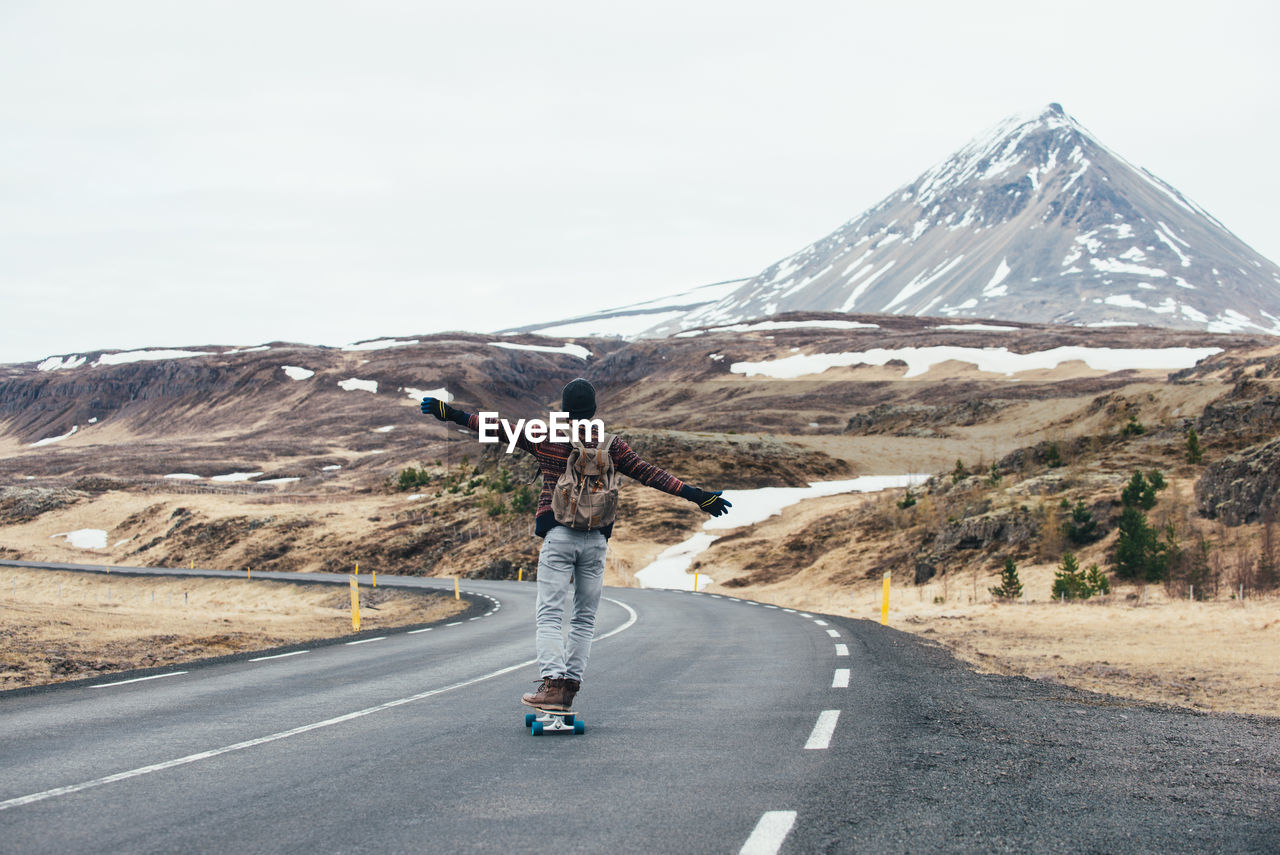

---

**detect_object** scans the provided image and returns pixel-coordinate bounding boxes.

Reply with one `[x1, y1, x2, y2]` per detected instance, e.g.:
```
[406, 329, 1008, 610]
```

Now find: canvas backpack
[552, 433, 619, 531]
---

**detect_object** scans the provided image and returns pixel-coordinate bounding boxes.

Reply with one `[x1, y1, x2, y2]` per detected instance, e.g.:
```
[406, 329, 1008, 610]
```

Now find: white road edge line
[249, 651, 308, 662]
[833, 668, 850, 689]
[804, 710, 840, 750]
[89, 672, 187, 689]
[0, 595, 643, 813]
[740, 810, 798, 855]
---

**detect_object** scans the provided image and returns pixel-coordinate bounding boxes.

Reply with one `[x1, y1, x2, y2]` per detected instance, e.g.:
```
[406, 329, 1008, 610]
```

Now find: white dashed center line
[804, 710, 840, 750]
[740, 810, 798, 855]
[834, 643, 849, 657]
[90, 672, 187, 689]
[832, 668, 850, 688]
[346, 637, 385, 646]
[249, 651, 308, 662]
[825, 628, 840, 638]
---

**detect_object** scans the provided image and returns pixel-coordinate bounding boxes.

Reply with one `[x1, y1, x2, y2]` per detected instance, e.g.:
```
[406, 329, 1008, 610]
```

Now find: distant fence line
[136, 481, 346, 503]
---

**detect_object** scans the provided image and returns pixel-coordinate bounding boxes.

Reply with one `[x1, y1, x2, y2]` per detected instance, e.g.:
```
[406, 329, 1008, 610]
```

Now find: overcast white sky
[2, 1, 1277, 364]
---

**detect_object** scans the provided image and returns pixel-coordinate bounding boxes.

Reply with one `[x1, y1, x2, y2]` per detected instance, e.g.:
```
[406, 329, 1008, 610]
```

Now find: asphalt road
[1, 561, 1277, 854]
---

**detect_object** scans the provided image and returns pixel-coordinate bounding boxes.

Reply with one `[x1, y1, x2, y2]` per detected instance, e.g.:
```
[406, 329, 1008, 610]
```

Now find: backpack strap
[595, 432, 615, 469]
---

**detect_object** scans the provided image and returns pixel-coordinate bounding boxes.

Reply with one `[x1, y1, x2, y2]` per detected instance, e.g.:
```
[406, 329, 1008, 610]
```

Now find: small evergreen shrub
[990, 557, 1023, 600]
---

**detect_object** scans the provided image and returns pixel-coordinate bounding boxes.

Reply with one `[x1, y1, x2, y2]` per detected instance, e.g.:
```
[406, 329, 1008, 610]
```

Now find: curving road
[0, 561, 1277, 854]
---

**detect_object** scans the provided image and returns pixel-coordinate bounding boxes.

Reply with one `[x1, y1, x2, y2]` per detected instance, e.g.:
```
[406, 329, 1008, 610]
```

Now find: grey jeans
[535, 525, 607, 682]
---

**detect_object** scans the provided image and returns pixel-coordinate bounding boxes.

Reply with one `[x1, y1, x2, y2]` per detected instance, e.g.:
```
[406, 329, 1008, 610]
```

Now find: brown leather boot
[521, 677, 569, 710]
[562, 678, 581, 708]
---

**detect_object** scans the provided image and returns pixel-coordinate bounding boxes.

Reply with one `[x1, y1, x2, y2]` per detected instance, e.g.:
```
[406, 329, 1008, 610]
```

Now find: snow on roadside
[50, 529, 108, 550]
[635, 475, 923, 590]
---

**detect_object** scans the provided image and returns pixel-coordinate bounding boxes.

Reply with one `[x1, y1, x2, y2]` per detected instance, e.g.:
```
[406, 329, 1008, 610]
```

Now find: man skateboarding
[421, 378, 731, 711]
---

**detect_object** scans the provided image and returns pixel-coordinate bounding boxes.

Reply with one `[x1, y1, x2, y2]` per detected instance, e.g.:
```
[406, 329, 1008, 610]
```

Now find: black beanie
[561, 378, 596, 420]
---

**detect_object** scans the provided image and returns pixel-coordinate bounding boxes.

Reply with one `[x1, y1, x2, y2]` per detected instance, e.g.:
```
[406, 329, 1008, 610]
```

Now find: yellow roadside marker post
[454, 577, 460, 600]
[350, 574, 360, 631]
[881, 572, 891, 625]
[693, 572, 699, 593]
[247, 566, 251, 581]
[518, 567, 523, 582]
[373, 570, 377, 588]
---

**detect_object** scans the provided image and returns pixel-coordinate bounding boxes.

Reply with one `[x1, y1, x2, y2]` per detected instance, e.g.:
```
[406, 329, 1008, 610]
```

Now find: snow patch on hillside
[675, 319, 878, 337]
[51, 529, 107, 550]
[730, 346, 1222, 379]
[489, 342, 591, 359]
[344, 339, 419, 351]
[29, 425, 78, 447]
[93, 350, 204, 366]
[404, 386, 451, 402]
[37, 355, 87, 371]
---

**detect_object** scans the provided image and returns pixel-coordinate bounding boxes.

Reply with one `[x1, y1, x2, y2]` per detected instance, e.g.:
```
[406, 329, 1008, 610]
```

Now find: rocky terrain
[1, 317, 1277, 598]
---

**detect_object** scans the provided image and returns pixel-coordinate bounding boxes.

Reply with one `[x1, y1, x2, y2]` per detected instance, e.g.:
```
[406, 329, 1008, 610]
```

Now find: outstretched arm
[420, 397, 537, 456]
[610, 436, 732, 518]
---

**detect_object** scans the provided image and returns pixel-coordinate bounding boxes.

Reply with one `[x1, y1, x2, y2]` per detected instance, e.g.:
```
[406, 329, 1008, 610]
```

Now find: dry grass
[0, 567, 466, 690]
[691, 529, 1280, 718]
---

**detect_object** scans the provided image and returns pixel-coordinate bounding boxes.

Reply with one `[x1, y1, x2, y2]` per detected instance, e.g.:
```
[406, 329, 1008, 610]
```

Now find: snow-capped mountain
[543, 104, 1280, 339]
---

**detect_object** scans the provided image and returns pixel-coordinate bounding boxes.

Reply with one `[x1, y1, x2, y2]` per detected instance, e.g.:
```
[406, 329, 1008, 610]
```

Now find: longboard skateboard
[523, 707, 586, 735]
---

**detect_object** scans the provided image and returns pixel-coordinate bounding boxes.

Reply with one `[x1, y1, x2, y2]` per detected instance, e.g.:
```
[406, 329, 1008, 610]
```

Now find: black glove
[421, 397, 453, 421]
[688, 487, 731, 517]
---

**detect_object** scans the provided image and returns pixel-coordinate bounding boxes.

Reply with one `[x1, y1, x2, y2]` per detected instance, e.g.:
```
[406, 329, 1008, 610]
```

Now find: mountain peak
[641, 105, 1280, 337]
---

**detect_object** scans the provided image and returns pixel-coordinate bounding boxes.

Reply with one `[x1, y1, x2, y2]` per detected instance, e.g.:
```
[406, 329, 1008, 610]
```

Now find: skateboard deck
[523, 707, 586, 735]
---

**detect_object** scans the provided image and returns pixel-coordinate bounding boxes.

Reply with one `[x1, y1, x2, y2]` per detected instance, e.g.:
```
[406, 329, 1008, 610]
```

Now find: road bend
[0, 561, 1277, 854]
